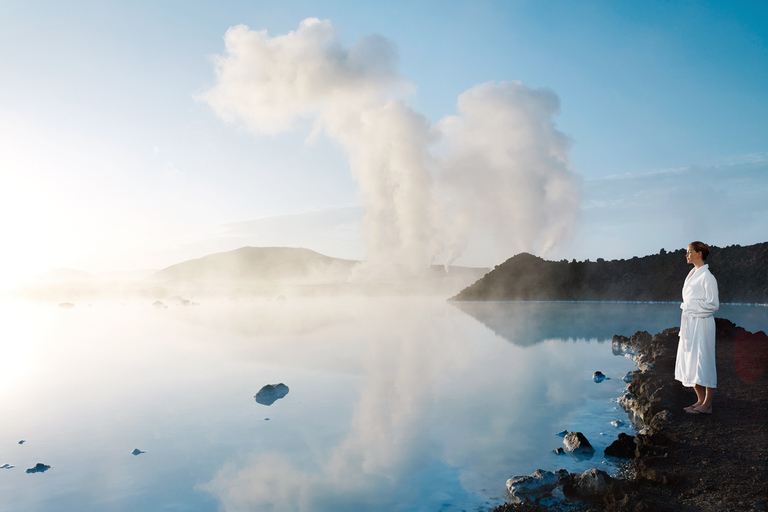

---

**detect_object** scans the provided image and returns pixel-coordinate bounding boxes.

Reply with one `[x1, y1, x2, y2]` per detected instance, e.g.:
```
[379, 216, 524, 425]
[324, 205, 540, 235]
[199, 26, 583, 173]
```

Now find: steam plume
[201, 18, 580, 275]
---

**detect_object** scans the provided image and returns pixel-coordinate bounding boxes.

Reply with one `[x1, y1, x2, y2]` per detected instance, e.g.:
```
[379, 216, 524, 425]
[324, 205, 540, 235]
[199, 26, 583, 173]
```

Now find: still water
[0, 298, 765, 512]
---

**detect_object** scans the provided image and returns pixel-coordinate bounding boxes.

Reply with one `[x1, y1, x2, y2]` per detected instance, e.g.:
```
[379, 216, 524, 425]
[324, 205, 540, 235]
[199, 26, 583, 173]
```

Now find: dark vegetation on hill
[451, 242, 768, 304]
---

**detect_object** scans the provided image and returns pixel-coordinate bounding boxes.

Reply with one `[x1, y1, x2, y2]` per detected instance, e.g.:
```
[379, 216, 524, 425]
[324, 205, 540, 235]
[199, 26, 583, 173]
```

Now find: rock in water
[593, 371, 610, 382]
[26, 463, 51, 474]
[506, 469, 568, 502]
[563, 432, 595, 461]
[254, 383, 290, 406]
[131, 449, 145, 455]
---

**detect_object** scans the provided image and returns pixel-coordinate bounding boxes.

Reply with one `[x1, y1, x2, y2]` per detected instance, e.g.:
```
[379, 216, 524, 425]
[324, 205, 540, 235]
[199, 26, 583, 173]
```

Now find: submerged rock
[506, 469, 569, 502]
[593, 371, 610, 382]
[1, 464, 13, 469]
[611, 419, 625, 428]
[623, 370, 637, 383]
[131, 449, 145, 456]
[254, 383, 290, 406]
[26, 463, 51, 474]
[555, 430, 568, 437]
[18, 440, 25, 444]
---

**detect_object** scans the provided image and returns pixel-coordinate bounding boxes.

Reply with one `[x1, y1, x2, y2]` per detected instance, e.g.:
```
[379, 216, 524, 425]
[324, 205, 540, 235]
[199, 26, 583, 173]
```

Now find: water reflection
[452, 301, 768, 346]
[2, 298, 761, 512]
[198, 300, 637, 512]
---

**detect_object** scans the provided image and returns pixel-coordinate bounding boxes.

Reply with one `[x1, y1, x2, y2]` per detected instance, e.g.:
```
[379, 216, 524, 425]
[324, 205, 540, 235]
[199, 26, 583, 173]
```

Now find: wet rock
[553, 447, 564, 455]
[506, 469, 568, 502]
[605, 433, 637, 458]
[623, 370, 637, 383]
[593, 371, 610, 382]
[555, 430, 568, 437]
[563, 432, 595, 460]
[254, 383, 290, 406]
[1, 464, 13, 469]
[18, 440, 25, 444]
[611, 419, 625, 428]
[26, 463, 51, 474]
[131, 448, 145, 455]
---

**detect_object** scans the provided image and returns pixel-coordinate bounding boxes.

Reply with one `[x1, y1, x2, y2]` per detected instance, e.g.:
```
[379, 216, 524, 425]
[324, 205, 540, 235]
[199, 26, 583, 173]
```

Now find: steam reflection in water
[1, 299, 761, 511]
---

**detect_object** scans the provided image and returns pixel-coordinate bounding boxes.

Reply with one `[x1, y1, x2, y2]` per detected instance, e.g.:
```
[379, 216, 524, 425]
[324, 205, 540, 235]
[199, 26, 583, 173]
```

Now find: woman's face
[686, 245, 703, 265]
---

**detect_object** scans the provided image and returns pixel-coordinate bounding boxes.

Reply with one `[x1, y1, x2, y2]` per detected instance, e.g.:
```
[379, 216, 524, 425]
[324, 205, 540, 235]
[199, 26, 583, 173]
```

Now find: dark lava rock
[605, 433, 637, 459]
[254, 383, 289, 406]
[26, 463, 51, 474]
[563, 469, 612, 501]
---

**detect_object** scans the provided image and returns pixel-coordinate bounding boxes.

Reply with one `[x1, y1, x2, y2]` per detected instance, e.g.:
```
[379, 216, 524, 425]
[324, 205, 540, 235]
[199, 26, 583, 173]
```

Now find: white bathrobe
[675, 264, 719, 388]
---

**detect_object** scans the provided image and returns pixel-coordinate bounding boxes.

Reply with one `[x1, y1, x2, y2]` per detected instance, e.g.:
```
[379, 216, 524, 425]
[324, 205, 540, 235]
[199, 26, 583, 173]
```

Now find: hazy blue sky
[1, 0, 766, 281]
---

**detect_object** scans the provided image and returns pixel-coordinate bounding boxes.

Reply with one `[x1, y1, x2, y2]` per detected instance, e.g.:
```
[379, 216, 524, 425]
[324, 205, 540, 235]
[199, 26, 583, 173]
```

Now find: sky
[1, 0, 767, 284]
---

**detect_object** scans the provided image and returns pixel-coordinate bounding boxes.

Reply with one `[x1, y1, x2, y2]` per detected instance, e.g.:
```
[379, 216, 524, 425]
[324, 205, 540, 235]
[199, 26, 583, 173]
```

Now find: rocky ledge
[493, 318, 768, 512]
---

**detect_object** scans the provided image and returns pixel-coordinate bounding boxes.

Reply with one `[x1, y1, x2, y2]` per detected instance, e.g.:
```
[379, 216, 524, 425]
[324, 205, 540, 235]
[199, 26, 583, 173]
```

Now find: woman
[675, 241, 719, 414]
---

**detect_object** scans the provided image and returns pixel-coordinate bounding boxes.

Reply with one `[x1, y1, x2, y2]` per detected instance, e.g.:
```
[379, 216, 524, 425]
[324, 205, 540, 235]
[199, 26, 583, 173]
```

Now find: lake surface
[0, 298, 765, 512]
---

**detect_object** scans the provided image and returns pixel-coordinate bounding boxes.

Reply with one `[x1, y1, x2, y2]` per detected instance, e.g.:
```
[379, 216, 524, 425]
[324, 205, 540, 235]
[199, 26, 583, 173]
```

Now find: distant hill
[33, 268, 97, 282]
[148, 247, 359, 284]
[450, 242, 768, 304]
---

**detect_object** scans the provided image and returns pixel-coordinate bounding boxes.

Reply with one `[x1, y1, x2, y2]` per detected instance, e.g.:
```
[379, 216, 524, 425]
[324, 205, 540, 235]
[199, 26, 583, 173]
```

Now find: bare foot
[686, 406, 713, 414]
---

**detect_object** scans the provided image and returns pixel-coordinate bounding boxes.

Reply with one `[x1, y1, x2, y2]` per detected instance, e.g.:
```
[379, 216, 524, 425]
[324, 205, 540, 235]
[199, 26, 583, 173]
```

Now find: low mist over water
[2, 297, 762, 511]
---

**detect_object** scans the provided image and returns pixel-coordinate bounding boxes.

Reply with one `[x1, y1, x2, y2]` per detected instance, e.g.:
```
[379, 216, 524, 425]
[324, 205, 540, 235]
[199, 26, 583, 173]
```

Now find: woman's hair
[689, 241, 710, 260]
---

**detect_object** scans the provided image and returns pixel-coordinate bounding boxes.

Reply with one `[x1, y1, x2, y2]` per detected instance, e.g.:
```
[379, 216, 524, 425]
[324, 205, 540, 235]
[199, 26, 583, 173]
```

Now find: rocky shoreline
[493, 318, 768, 512]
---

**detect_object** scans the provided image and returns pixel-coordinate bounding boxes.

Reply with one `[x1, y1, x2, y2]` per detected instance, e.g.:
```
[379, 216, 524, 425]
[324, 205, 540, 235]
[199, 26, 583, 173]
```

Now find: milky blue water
[0, 298, 764, 512]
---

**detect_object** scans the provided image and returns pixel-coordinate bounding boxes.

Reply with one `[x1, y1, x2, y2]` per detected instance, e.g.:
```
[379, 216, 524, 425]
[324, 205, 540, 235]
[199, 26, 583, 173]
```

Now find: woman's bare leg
[684, 385, 706, 410]
[694, 387, 714, 413]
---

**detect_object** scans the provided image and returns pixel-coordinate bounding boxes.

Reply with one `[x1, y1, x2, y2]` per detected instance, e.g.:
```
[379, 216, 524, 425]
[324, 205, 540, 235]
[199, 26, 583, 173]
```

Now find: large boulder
[506, 469, 568, 502]
[563, 432, 595, 460]
[563, 469, 612, 501]
[604, 433, 637, 458]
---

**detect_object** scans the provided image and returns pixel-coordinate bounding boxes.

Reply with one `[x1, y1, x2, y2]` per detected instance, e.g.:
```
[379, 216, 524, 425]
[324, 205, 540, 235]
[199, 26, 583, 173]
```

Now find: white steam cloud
[201, 18, 580, 276]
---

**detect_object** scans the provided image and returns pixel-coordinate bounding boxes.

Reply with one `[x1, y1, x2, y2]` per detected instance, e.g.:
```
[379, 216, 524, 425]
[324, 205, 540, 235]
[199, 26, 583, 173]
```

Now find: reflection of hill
[451, 243, 768, 304]
[451, 302, 684, 347]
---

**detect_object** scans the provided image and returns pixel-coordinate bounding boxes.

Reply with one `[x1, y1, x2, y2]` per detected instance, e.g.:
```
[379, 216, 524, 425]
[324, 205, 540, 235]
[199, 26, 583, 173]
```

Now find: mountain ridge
[450, 242, 768, 304]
